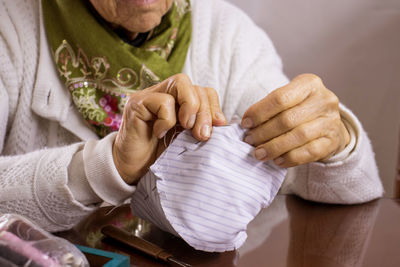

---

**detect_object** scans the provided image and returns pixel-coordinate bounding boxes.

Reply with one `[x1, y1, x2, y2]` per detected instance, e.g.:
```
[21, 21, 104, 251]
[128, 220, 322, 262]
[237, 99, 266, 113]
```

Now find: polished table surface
[57, 195, 400, 267]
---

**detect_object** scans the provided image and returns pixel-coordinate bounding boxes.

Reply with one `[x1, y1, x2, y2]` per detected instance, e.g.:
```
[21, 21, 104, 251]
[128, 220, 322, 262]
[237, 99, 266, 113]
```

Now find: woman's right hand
[112, 74, 227, 185]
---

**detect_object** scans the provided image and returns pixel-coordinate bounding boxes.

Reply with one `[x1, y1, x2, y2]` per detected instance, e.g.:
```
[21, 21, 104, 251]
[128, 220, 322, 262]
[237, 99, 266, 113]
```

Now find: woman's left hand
[241, 73, 350, 168]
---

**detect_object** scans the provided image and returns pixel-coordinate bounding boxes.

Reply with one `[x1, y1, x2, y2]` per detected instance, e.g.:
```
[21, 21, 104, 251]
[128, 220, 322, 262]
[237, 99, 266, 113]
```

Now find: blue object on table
[75, 245, 130, 267]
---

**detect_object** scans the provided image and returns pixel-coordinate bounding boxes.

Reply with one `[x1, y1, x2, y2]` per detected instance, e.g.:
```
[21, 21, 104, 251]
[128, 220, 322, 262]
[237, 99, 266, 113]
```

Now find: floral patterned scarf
[42, 0, 191, 137]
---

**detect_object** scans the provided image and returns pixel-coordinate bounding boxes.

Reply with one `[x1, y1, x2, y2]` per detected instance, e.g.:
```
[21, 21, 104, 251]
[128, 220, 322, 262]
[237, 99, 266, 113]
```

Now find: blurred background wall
[227, 0, 400, 197]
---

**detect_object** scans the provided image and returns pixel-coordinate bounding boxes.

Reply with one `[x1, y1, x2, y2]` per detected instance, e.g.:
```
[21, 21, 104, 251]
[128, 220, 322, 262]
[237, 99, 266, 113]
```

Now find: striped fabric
[131, 124, 287, 252]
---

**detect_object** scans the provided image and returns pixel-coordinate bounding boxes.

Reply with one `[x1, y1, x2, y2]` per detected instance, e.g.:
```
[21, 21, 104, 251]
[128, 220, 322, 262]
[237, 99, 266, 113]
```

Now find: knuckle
[271, 90, 290, 108]
[326, 125, 338, 138]
[330, 96, 339, 108]
[125, 97, 141, 112]
[325, 91, 339, 106]
[311, 74, 323, 85]
[195, 85, 206, 97]
[198, 110, 212, 118]
[124, 101, 144, 122]
[307, 142, 323, 159]
[265, 141, 281, 157]
[127, 91, 141, 101]
[173, 73, 190, 84]
[284, 151, 298, 165]
[205, 87, 218, 96]
[163, 94, 176, 105]
[297, 73, 323, 94]
[326, 118, 342, 136]
[324, 118, 341, 136]
[208, 89, 222, 108]
[296, 125, 310, 140]
[330, 112, 341, 122]
[303, 73, 322, 85]
[279, 112, 296, 129]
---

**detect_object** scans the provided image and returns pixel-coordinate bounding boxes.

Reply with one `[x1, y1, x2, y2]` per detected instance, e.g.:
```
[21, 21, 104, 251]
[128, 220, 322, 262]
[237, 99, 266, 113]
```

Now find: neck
[120, 27, 139, 41]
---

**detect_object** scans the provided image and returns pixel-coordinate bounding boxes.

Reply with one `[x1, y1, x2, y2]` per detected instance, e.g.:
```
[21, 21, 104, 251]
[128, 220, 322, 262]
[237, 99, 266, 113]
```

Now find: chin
[124, 15, 162, 33]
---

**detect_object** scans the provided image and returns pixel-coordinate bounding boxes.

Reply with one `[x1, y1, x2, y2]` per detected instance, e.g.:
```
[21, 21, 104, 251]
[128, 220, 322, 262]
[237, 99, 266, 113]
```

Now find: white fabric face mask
[131, 124, 287, 252]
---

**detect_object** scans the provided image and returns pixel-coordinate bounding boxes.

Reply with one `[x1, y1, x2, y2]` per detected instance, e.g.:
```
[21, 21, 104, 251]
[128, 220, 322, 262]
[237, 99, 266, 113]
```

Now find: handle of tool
[101, 225, 172, 261]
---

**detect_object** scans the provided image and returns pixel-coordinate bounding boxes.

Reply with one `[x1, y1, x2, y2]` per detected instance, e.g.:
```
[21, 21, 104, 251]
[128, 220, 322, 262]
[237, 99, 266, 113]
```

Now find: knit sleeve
[0, 0, 128, 232]
[215, 1, 383, 204]
[0, 1, 77, 232]
[0, 144, 97, 232]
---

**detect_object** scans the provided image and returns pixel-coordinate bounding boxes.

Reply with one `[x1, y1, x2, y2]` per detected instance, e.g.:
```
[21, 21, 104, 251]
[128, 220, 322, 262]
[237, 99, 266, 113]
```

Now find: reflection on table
[57, 195, 400, 267]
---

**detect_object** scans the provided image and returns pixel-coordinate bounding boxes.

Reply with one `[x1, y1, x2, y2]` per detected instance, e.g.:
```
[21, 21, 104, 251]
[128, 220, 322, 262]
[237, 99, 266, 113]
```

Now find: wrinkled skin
[242, 74, 350, 168]
[89, 0, 174, 39]
[113, 74, 227, 184]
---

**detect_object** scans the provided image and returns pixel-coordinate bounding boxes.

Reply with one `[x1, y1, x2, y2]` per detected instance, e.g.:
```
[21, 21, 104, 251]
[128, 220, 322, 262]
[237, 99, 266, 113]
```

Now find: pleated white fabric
[131, 124, 287, 252]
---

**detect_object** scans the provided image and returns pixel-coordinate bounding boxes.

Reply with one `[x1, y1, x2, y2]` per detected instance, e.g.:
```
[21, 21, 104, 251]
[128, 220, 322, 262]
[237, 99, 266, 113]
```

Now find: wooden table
[57, 195, 400, 267]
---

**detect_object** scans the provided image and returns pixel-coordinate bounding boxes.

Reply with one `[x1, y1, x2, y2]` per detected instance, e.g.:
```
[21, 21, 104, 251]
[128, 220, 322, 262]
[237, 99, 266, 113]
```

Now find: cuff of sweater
[322, 103, 359, 163]
[83, 132, 136, 205]
[68, 148, 101, 206]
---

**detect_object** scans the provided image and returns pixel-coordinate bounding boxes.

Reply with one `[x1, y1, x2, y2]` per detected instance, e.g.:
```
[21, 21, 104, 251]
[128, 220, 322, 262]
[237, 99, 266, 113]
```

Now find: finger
[192, 86, 212, 141]
[253, 117, 330, 161]
[148, 74, 200, 129]
[241, 74, 322, 129]
[244, 95, 327, 146]
[273, 137, 336, 168]
[124, 92, 177, 139]
[121, 93, 154, 138]
[142, 93, 177, 139]
[205, 87, 227, 126]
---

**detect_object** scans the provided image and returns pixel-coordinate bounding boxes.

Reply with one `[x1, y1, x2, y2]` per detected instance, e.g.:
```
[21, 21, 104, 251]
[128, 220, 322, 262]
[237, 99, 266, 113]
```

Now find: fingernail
[241, 117, 253, 129]
[215, 112, 226, 122]
[275, 157, 285, 165]
[201, 124, 211, 138]
[244, 135, 254, 145]
[187, 114, 196, 128]
[254, 148, 267, 160]
[158, 130, 167, 139]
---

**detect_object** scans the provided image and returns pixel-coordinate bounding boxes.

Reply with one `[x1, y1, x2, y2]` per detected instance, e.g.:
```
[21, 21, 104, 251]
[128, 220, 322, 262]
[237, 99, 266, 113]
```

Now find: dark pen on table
[101, 225, 191, 267]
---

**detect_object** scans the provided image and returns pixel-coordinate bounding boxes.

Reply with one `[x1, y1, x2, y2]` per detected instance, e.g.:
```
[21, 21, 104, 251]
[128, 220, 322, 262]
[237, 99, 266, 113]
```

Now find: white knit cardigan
[0, 0, 383, 232]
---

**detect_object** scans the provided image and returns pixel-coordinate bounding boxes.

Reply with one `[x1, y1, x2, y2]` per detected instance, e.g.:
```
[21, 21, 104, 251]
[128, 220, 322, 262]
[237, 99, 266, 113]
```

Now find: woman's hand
[241, 73, 350, 168]
[113, 74, 227, 185]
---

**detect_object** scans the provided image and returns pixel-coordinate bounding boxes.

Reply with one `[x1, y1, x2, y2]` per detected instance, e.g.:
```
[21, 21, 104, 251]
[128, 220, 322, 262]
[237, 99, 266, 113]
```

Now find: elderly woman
[0, 0, 382, 234]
